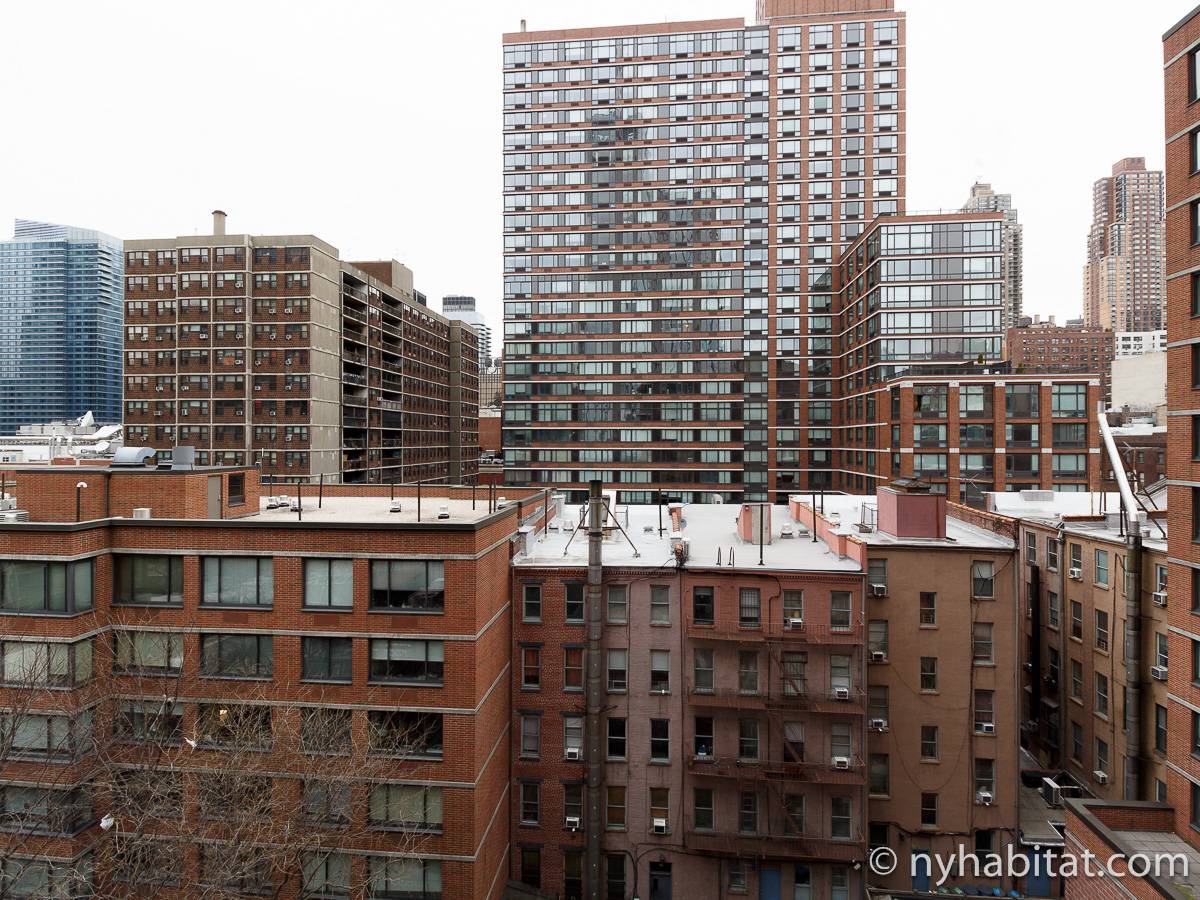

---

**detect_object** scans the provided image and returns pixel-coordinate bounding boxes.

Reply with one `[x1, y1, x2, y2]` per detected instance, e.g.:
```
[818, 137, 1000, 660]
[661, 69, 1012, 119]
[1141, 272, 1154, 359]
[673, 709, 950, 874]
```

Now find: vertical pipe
[417, 482, 422, 522]
[318, 473, 324, 509]
[584, 480, 604, 900]
[296, 483, 302, 522]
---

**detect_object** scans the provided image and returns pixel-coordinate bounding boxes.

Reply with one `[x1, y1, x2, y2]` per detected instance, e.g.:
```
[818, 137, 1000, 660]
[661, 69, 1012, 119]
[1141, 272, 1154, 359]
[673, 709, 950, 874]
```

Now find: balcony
[684, 823, 864, 862]
[687, 754, 865, 786]
[686, 617, 863, 645]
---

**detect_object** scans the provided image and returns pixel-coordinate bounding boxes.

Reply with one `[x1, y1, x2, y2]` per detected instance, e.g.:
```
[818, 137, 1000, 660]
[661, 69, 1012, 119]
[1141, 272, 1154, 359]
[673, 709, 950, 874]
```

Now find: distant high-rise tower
[1082, 158, 1165, 331]
[0, 219, 123, 431]
[962, 182, 1023, 327]
[441, 295, 491, 367]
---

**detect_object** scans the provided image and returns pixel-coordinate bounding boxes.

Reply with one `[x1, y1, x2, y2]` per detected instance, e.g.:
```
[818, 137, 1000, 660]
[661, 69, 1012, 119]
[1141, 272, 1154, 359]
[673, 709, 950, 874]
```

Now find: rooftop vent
[111, 447, 157, 468]
[170, 446, 196, 471]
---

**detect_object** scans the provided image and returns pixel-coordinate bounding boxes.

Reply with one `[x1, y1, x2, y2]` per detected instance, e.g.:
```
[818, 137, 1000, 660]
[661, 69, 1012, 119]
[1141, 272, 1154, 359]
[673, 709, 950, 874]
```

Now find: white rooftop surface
[516, 502, 862, 572]
[1110, 422, 1166, 436]
[254, 494, 497, 525]
[986, 491, 1167, 550]
[815, 494, 1014, 549]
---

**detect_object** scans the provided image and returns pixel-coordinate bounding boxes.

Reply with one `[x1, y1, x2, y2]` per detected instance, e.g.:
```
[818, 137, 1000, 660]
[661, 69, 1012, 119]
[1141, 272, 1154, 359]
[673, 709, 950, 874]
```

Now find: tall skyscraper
[123, 212, 479, 485]
[961, 182, 1023, 328]
[0, 219, 122, 431]
[504, 0, 907, 504]
[1082, 158, 1165, 332]
[441, 295, 492, 367]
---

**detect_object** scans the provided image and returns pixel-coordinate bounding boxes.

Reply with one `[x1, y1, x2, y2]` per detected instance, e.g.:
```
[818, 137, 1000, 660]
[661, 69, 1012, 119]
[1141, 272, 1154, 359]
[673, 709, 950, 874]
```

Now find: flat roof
[986, 491, 1168, 550]
[516, 502, 861, 573]
[253, 494, 502, 527]
[814, 494, 1013, 550]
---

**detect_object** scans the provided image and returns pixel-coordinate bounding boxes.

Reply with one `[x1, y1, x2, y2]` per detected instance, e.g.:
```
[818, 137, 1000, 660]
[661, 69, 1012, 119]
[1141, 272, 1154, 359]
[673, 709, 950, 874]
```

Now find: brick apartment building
[1007, 318, 1115, 404]
[0, 459, 546, 898]
[508, 481, 1022, 899]
[1054, 8, 1200, 896]
[123, 212, 480, 486]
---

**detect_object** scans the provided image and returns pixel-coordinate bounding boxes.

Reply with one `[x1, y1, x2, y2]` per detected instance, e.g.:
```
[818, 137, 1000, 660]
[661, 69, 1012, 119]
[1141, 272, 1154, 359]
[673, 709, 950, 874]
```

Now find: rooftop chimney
[212, 209, 227, 236]
[520, 18, 527, 31]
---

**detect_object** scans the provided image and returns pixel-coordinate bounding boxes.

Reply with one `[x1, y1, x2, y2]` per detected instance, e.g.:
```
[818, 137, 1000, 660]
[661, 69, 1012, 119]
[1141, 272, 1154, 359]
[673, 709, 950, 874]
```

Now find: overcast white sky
[0, 0, 1180, 335]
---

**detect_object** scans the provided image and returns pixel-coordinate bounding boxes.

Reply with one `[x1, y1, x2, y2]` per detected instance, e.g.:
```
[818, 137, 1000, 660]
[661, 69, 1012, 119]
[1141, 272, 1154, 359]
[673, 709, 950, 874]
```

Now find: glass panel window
[369, 560, 445, 612]
[739, 588, 761, 626]
[199, 633, 273, 678]
[113, 631, 183, 674]
[369, 784, 443, 831]
[607, 584, 628, 623]
[303, 559, 354, 608]
[368, 639, 444, 684]
[607, 649, 628, 691]
[201, 557, 273, 607]
[302, 636, 353, 682]
[113, 555, 181, 606]
[650, 585, 670, 624]
[1, 639, 93, 686]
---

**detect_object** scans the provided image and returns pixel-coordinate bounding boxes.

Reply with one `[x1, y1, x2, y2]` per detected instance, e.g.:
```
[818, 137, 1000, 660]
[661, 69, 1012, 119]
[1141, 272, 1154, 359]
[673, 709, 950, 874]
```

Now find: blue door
[912, 852, 931, 893]
[1026, 848, 1052, 897]
[759, 866, 781, 900]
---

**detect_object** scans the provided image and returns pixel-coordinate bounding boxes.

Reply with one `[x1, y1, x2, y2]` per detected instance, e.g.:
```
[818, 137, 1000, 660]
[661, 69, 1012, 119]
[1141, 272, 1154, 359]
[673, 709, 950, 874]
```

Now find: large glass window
[370, 560, 444, 612]
[1, 559, 94, 613]
[201, 557, 273, 607]
[199, 633, 272, 678]
[369, 639, 444, 685]
[1, 639, 92, 686]
[366, 858, 441, 900]
[1052, 384, 1087, 418]
[1005, 383, 1039, 418]
[302, 636, 353, 681]
[114, 631, 183, 674]
[368, 785, 443, 831]
[3, 710, 92, 760]
[114, 555, 181, 605]
[303, 559, 354, 608]
[367, 710, 443, 759]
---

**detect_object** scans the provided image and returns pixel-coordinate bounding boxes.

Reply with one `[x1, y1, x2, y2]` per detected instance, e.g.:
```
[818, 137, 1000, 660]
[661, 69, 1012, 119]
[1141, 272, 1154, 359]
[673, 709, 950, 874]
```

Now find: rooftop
[516, 501, 862, 573]
[816, 494, 1014, 550]
[986, 490, 1167, 550]
[253, 493, 504, 527]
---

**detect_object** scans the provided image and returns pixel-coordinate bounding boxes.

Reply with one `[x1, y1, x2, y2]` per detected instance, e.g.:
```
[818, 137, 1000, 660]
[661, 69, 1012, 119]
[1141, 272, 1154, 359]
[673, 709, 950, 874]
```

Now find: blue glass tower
[0, 220, 123, 431]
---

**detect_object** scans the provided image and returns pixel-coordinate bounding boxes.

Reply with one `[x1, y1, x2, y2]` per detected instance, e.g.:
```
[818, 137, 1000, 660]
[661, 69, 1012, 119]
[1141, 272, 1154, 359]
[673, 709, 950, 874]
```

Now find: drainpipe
[1098, 408, 1142, 799]
[585, 480, 605, 899]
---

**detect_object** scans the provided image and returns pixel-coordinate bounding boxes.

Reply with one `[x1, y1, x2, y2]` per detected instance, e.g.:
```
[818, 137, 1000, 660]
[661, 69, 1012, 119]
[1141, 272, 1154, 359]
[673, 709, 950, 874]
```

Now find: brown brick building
[123, 212, 480, 486]
[1007, 319, 1115, 404]
[0, 461, 546, 898]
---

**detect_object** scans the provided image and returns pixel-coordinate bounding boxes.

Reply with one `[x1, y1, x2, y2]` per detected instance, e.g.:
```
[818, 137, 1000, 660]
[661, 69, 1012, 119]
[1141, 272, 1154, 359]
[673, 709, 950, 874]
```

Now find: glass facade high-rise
[0, 219, 122, 431]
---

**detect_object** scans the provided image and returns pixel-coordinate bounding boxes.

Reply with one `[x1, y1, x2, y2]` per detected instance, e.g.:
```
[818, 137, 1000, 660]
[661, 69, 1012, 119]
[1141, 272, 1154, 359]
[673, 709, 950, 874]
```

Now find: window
[563, 852, 582, 900]
[693, 648, 714, 692]
[606, 855, 625, 900]
[520, 715, 540, 759]
[522, 583, 542, 621]
[1156, 705, 1168, 754]
[114, 631, 183, 674]
[370, 560, 444, 612]
[1047, 537, 1059, 570]
[1095, 549, 1110, 586]
[831, 591, 852, 628]
[1048, 591, 1060, 629]
[607, 584, 628, 623]
[565, 583, 584, 623]
[607, 649, 627, 691]
[1071, 721, 1084, 762]
[303, 853, 350, 898]
[113, 555, 181, 605]
[920, 792, 938, 827]
[2, 559, 92, 618]
[831, 796, 852, 839]
[739, 719, 760, 760]
[739, 588, 761, 626]
[197, 703, 272, 749]
[739, 791, 759, 834]
[369, 639, 444, 685]
[650, 787, 670, 833]
[1070, 543, 1082, 571]
[300, 708, 351, 754]
[2, 710, 92, 761]
[563, 716, 583, 758]
[366, 710, 442, 759]
[303, 559, 353, 608]
[783, 589, 803, 623]
[650, 649, 670, 693]
[650, 719, 670, 761]
[693, 788, 714, 830]
[974, 690, 995, 732]
[971, 561, 994, 598]
[302, 636, 353, 681]
[1052, 384, 1086, 418]
[605, 785, 626, 829]
[607, 717, 627, 759]
[738, 651, 759, 694]
[972, 622, 994, 664]
[200, 633, 272, 678]
[1025, 532, 1037, 565]
[520, 848, 540, 890]
[920, 725, 938, 760]
[868, 620, 889, 657]
[782, 650, 806, 696]
[693, 716, 715, 757]
[919, 592, 936, 626]
[1071, 659, 1084, 700]
[116, 700, 182, 745]
[1096, 738, 1110, 776]
[920, 656, 937, 691]
[869, 753, 890, 795]
[975, 758, 995, 795]
[1194, 275, 1200, 320]
[650, 585, 670, 624]
[868, 558, 887, 592]
[1193, 200, 1200, 246]
[1158, 633, 1170, 670]
[521, 646, 541, 689]
[1096, 673, 1110, 717]
[366, 858, 441, 900]
[370, 784, 443, 831]
[1095, 611, 1110, 652]
[1071, 601, 1083, 640]
[692, 586, 714, 624]
[564, 647, 584, 690]
[201, 557, 273, 607]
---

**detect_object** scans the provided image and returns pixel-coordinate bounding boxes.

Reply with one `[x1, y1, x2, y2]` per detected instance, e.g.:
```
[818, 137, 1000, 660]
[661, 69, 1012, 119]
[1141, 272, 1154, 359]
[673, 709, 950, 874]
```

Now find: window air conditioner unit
[1093, 770, 1109, 785]
[833, 687, 850, 701]
[1069, 568, 1083, 580]
[652, 817, 668, 834]
[832, 756, 850, 770]
[1150, 665, 1168, 681]
[565, 816, 581, 831]
[565, 747, 582, 760]
[979, 722, 995, 734]
[869, 718, 887, 731]
[1152, 591, 1167, 607]
[785, 616, 804, 629]
[975, 790, 993, 806]
[870, 650, 887, 663]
